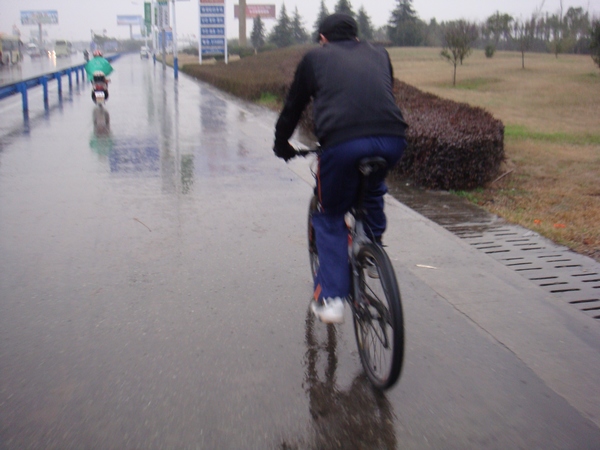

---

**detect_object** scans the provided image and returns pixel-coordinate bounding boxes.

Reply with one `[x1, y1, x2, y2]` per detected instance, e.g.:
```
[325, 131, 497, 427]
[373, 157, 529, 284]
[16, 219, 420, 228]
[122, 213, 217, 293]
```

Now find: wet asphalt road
[1, 54, 600, 449]
[0, 53, 89, 87]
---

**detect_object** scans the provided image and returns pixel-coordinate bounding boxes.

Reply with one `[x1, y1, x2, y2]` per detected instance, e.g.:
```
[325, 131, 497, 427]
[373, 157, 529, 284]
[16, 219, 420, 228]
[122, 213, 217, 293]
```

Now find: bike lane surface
[1, 54, 599, 449]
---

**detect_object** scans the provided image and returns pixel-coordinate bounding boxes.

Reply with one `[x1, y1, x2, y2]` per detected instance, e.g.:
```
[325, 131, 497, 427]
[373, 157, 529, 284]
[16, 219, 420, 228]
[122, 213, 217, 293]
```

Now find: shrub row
[182, 46, 504, 190]
[392, 81, 504, 190]
[181, 46, 308, 101]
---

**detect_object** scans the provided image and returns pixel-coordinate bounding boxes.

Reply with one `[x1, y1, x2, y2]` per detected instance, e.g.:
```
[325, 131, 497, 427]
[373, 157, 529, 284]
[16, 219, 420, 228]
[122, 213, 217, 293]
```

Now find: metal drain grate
[385, 180, 600, 322]
[455, 225, 600, 321]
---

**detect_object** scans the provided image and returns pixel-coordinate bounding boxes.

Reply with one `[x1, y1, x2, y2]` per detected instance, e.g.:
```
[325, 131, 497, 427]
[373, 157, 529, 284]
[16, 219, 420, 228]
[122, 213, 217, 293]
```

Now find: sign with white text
[117, 15, 143, 26]
[144, 2, 152, 31]
[199, 0, 226, 60]
[201, 38, 225, 46]
[200, 6, 225, 14]
[201, 17, 225, 25]
[20, 10, 58, 25]
[157, 3, 170, 29]
[202, 48, 225, 54]
[234, 5, 276, 19]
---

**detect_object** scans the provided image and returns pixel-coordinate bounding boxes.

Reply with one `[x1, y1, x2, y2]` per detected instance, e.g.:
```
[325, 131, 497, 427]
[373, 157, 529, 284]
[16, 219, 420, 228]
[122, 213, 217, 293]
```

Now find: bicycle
[300, 148, 405, 390]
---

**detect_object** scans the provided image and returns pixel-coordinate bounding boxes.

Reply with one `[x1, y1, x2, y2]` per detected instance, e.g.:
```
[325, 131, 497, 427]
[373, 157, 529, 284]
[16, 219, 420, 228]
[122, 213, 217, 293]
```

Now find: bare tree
[440, 20, 479, 86]
[551, 0, 565, 58]
[511, 2, 546, 69]
[486, 11, 514, 49]
[512, 17, 536, 68]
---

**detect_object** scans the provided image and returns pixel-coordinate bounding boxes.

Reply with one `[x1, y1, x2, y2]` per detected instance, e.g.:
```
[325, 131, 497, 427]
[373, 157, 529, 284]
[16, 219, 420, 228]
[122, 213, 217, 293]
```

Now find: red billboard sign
[234, 4, 276, 19]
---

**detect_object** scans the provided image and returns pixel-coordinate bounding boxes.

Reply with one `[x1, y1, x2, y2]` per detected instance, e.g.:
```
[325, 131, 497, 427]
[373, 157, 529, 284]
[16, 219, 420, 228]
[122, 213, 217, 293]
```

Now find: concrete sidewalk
[289, 155, 600, 429]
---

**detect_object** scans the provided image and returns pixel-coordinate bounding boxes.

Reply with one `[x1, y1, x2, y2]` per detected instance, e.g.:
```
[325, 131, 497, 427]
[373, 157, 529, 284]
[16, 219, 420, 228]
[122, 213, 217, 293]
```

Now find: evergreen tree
[269, 3, 294, 48]
[312, 0, 330, 42]
[423, 18, 442, 47]
[388, 0, 424, 46]
[251, 16, 266, 50]
[357, 6, 374, 41]
[291, 7, 309, 44]
[372, 26, 388, 42]
[334, 0, 355, 18]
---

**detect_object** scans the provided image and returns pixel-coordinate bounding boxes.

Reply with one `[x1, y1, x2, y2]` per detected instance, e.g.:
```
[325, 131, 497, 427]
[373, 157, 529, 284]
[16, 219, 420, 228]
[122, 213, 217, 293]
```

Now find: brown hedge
[392, 81, 504, 190]
[182, 46, 504, 190]
[181, 46, 309, 101]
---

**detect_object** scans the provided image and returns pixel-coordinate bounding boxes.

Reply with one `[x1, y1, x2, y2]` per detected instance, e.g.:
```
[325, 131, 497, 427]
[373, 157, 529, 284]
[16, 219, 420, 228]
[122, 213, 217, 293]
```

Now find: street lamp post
[172, 0, 178, 79]
[151, 0, 157, 56]
[239, 0, 246, 47]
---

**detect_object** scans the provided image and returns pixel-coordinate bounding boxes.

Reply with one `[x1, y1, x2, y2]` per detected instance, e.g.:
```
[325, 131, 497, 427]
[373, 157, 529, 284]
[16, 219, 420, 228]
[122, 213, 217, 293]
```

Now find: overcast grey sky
[2, 0, 599, 42]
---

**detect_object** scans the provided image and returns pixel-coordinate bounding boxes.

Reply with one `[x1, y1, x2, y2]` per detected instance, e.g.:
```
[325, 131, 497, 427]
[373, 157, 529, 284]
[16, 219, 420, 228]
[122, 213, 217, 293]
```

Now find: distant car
[54, 40, 72, 58]
[26, 43, 42, 58]
[140, 46, 150, 59]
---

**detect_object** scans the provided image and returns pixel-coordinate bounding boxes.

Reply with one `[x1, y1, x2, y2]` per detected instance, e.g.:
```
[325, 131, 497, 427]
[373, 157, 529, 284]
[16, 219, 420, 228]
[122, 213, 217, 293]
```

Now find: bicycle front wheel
[353, 243, 404, 390]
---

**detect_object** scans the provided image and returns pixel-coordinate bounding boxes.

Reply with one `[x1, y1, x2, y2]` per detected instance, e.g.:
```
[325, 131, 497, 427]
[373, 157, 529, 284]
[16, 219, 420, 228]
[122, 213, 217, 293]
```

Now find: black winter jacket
[275, 40, 408, 149]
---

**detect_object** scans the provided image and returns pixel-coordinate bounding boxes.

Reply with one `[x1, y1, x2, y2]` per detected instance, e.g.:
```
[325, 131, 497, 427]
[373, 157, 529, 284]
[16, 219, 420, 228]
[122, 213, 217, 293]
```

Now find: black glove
[273, 140, 297, 162]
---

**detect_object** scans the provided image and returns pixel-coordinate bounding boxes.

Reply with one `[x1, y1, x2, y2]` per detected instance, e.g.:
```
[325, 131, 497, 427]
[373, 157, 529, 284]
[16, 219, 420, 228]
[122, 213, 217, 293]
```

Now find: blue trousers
[312, 135, 407, 301]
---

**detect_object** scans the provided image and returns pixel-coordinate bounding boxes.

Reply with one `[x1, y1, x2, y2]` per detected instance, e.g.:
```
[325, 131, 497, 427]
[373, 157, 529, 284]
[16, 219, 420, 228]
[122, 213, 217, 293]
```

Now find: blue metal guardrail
[0, 54, 121, 117]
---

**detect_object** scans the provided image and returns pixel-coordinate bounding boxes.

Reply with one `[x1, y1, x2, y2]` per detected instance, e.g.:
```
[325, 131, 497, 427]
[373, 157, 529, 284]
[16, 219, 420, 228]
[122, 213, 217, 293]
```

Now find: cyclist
[273, 13, 408, 324]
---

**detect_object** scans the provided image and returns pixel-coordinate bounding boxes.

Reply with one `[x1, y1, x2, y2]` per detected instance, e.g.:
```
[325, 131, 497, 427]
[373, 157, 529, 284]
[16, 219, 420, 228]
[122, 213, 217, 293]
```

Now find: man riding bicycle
[273, 13, 408, 324]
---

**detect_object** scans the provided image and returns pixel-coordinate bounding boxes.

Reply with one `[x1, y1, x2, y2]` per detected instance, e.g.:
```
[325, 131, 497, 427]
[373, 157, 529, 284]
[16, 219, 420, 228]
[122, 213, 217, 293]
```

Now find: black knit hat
[318, 13, 358, 42]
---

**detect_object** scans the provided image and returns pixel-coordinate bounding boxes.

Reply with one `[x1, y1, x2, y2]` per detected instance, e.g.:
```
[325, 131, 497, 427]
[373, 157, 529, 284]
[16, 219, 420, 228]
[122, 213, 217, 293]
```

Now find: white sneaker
[311, 297, 345, 324]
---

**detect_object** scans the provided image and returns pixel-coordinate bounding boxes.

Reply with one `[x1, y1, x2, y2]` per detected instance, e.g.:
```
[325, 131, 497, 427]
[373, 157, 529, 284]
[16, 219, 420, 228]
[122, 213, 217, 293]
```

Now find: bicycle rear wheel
[353, 243, 404, 390]
[307, 195, 319, 282]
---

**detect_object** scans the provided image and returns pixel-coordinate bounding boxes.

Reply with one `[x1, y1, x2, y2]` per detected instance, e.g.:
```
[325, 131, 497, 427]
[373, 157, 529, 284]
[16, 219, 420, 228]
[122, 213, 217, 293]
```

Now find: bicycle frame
[302, 147, 386, 309]
[302, 147, 404, 389]
[348, 211, 369, 304]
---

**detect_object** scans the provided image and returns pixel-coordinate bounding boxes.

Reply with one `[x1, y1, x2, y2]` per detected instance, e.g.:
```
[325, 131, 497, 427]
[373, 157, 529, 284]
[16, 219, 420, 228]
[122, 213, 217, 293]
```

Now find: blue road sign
[200, 6, 224, 14]
[202, 48, 225, 55]
[201, 17, 225, 25]
[199, 1, 226, 62]
[200, 27, 225, 36]
[201, 38, 225, 46]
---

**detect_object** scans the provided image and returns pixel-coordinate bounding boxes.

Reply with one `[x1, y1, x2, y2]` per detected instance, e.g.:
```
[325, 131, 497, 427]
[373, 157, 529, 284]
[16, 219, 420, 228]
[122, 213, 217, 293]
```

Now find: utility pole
[172, 0, 178, 78]
[239, 0, 247, 46]
[152, 0, 157, 54]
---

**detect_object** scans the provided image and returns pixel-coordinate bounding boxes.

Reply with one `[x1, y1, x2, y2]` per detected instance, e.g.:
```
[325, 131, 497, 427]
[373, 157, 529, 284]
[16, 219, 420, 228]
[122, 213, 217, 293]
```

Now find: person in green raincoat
[85, 50, 113, 102]
[85, 49, 114, 78]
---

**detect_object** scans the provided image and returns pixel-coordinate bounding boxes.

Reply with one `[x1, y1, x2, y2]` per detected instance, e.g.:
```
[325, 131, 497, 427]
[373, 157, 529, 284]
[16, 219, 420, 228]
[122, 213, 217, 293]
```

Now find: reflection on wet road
[1, 54, 599, 449]
[297, 309, 396, 449]
[0, 52, 88, 86]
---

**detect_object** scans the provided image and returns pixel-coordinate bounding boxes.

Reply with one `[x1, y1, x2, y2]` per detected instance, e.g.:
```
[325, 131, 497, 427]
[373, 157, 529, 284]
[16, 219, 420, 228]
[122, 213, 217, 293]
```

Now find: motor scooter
[91, 71, 109, 106]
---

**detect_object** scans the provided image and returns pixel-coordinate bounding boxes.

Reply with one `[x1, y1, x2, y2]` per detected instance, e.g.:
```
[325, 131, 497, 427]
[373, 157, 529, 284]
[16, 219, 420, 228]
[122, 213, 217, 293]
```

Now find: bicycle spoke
[362, 284, 393, 325]
[358, 316, 392, 379]
[357, 301, 390, 349]
[352, 243, 404, 390]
